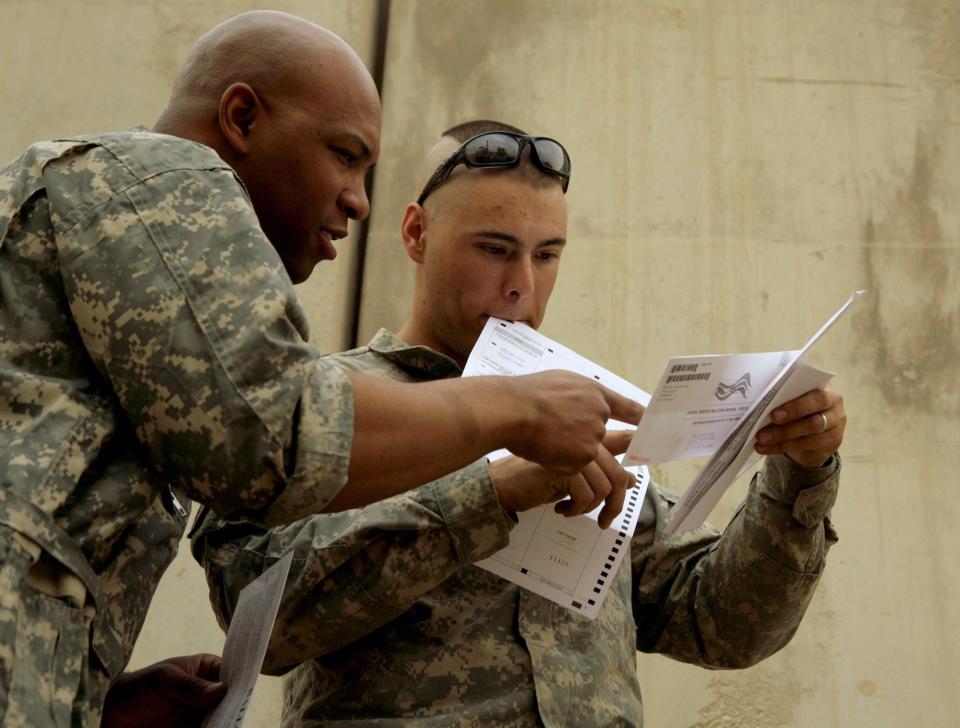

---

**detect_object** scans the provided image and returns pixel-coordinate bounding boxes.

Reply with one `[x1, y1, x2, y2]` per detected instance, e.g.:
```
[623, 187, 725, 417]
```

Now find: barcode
[666, 372, 711, 383]
[670, 363, 699, 374]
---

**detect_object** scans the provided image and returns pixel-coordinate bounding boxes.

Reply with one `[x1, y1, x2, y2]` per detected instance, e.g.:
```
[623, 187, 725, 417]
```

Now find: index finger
[770, 388, 835, 424]
[600, 384, 644, 426]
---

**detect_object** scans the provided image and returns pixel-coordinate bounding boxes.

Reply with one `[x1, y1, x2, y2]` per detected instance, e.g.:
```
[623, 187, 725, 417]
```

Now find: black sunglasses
[416, 132, 572, 205]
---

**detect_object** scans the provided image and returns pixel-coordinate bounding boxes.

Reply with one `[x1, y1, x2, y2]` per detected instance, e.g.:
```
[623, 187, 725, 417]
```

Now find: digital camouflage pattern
[193, 329, 841, 727]
[0, 130, 355, 725]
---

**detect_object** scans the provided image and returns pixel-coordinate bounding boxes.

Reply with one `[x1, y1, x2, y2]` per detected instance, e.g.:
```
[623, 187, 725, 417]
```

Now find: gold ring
[816, 412, 829, 434]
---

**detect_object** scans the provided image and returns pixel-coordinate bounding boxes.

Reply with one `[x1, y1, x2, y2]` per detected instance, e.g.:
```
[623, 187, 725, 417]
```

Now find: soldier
[193, 120, 848, 727]
[0, 14, 640, 728]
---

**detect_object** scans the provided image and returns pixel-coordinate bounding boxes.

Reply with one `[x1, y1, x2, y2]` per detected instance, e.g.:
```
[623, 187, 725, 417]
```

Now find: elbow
[260, 648, 301, 677]
[696, 616, 802, 670]
[708, 635, 792, 670]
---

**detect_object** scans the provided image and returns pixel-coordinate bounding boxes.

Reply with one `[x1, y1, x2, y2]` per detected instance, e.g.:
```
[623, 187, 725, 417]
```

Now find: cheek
[538, 267, 559, 296]
[290, 155, 339, 206]
[532, 267, 559, 310]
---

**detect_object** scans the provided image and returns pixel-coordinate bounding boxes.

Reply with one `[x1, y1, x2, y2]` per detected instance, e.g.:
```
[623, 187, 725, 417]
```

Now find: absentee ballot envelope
[624, 350, 801, 465]
[463, 318, 651, 619]
[625, 291, 863, 535]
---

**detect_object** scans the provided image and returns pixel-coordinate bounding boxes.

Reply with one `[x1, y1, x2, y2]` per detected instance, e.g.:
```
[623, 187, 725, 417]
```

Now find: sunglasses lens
[533, 139, 569, 173]
[464, 133, 521, 165]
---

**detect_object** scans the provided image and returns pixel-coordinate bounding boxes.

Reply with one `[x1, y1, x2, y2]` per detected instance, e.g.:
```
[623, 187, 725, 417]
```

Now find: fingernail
[757, 432, 772, 444]
[772, 410, 786, 423]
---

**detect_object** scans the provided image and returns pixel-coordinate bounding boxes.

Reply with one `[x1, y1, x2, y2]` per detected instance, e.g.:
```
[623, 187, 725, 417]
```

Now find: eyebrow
[471, 230, 566, 248]
[345, 133, 373, 161]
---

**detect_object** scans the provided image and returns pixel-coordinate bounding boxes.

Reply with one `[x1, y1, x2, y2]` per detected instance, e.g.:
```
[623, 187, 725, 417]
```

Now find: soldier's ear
[400, 202, 427, 263]
[218, 82, 262, 154]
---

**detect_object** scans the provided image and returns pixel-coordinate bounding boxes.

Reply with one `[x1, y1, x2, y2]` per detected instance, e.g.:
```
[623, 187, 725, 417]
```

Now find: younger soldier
[193, 121, 846, 727]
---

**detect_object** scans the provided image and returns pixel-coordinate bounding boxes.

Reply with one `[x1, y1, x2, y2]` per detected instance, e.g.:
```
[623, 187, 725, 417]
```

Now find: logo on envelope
[715, 373, 751, 400]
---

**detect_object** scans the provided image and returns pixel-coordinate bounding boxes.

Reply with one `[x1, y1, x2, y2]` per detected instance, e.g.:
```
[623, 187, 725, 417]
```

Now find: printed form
[462, 292, 860, 612]
[463, 319, 651, 620]
[625, 291, 863, 535]
[202, 552, 293, 728]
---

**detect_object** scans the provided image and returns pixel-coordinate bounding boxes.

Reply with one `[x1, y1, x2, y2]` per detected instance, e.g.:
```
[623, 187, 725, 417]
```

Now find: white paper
[624, 350, 799, 465]
[202, 552, 293, 728]
[654, 291, 863, 535]
[477, 467, 649, 619]
[463, 318, 651, 618]
[664, 360, 834, 534]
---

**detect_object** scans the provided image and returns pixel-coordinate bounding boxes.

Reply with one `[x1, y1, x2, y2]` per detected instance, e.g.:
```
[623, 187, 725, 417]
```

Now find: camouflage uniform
[193, 329, 841, 727]
[0, 130, 355, 726]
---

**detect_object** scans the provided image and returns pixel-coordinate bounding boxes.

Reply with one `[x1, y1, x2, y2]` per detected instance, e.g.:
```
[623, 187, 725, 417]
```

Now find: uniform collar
[367, 328, 463, 379]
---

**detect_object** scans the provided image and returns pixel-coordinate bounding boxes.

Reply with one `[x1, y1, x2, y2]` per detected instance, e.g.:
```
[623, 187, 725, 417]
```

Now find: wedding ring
[816, 412, 829, 434]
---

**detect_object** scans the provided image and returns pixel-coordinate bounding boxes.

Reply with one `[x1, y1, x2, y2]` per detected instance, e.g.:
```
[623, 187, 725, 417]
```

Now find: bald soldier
[193, 121, 847, 727]
[0, 14, 639, 727]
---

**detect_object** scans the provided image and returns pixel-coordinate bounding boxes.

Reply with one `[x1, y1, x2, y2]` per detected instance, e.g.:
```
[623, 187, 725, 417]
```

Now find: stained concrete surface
[359, 2, 960, 726]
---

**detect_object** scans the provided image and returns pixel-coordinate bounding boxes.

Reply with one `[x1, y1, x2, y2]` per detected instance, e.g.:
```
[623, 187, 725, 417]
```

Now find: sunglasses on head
[416, 132, 572, 206]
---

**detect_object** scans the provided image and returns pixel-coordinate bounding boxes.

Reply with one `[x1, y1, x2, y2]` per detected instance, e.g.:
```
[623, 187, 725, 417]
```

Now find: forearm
[194, 460, 514, 673]
[635, 454, 840, 667]
[324, 372, 526, 511]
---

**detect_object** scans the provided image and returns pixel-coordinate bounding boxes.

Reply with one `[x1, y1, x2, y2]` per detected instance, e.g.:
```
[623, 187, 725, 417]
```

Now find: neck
[397, 316, 466, 368]
[153, 113, 226, 160]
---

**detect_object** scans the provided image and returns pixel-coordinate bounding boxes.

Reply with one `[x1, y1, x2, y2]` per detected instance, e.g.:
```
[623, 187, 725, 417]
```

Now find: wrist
[785, 451, 836, 469]
[489, 457, 520, 514]
[481, 376, 535, 453]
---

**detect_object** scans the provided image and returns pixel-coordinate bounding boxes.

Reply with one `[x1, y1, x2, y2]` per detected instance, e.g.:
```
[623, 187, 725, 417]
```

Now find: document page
[463, 319, 651, 619]
[476, 463, 649, 619]
[625, 350, 799, 464]
[202, 552, 293, 728]
[625, 291, 862, 535]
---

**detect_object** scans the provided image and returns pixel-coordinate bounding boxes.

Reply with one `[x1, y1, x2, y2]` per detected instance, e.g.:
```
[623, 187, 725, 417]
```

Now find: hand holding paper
[756, 387, 847, 467]
[626, 290, 862, 535]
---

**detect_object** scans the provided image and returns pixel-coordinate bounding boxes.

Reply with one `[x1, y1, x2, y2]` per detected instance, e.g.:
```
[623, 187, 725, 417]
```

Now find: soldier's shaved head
[156, 11, 376, 135]
[156, 11, 382, 283]
[415, 120, 560, 225]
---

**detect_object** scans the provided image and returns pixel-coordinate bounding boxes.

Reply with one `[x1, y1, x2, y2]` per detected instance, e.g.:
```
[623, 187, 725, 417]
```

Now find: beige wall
[3, 1, 958, 726]
[362, 1, 960, 726]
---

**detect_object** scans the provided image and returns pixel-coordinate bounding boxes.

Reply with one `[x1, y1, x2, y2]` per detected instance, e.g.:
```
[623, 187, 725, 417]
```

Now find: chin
[285, 259, 315, 285]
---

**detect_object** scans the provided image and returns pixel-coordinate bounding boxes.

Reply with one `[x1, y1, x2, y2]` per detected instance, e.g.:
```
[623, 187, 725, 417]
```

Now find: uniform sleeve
[632, 454, 840, 668]
[191, 459, 514, 674]
[54, 166, 352, 526]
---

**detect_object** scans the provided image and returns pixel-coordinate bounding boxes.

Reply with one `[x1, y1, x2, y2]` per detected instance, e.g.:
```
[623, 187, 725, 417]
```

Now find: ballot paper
[202, 552, 293, 728]
[625, 291, 863, 535]
[463, 318, 651, 619]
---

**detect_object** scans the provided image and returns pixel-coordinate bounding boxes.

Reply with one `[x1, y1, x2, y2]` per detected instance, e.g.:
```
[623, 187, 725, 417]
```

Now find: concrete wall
[2, 1, 958, 726]
[363, 1, 960, 726]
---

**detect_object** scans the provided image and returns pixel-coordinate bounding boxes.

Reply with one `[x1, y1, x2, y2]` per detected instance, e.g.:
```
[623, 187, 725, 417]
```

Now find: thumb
[155, 664, 227, 709]
[600, 386, 644, 426]
[601, 428, 634, 456]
